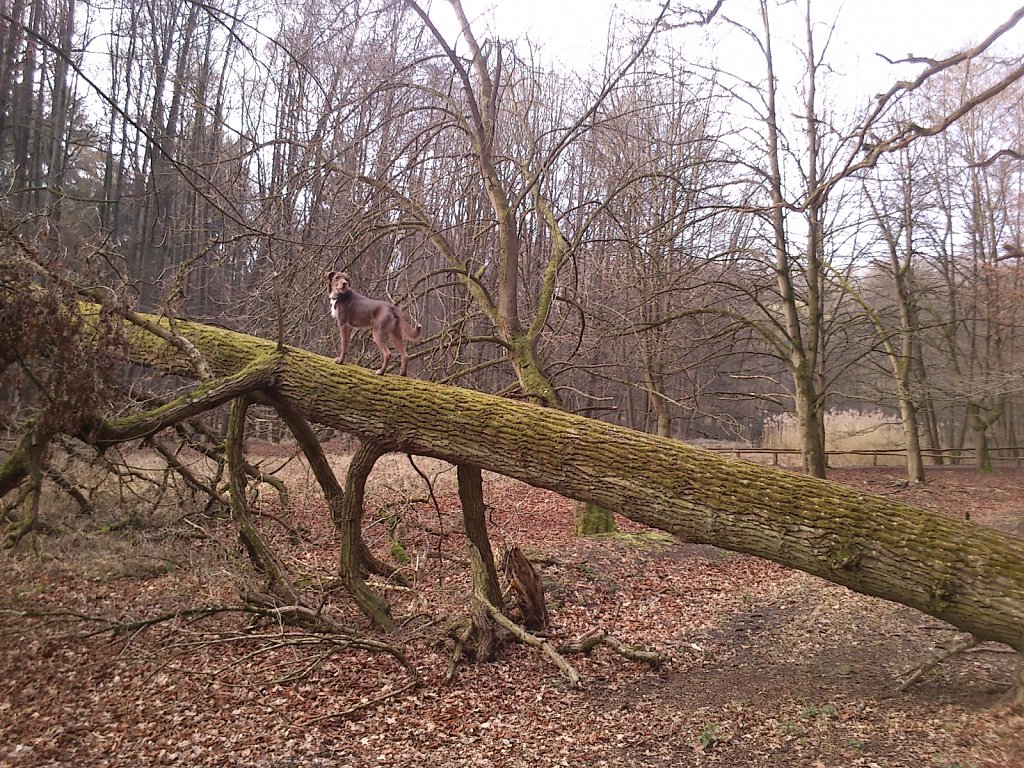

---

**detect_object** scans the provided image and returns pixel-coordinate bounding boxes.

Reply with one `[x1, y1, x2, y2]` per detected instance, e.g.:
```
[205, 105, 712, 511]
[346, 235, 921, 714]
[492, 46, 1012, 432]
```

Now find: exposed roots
[559, 628, 670, 669]
[481, 598, 581, 687]
[445, 602, 507, 683]
[896, 634, 981, 691]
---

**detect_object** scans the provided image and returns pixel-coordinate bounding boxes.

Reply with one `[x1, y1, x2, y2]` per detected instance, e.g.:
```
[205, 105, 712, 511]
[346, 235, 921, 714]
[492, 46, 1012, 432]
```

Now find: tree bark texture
[502, 545, 550, 632]
[458, 464, 504, 608]
[97, 306, 1024, 652]
[226, 397, 300, 603]
[457, 463, 505, 661]
[271, 402, 396, 632]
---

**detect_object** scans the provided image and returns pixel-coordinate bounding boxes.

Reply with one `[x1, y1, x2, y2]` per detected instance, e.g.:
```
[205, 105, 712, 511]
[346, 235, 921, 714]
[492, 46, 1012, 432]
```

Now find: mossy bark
[271, 399, 396, 633]
[1, 420, 46, 548]
[100, 306, 1024, 652]
[457, 463, 505, 660]
[574, 501, 618, 536]
[225, 397, 299, 603]
[458, 464, 503, 608]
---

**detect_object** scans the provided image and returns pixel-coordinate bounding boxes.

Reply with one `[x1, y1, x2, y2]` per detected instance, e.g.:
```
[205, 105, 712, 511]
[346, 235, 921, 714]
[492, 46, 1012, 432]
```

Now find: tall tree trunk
[45, 0, 75, 208]
[761, 0, 827, 478]
[968, 400, 1004, 473]
[899, 396, 926, 484]
[0, 0, 28, 140]
[11, 0, 40, 205]
[642, 346, 672, 439]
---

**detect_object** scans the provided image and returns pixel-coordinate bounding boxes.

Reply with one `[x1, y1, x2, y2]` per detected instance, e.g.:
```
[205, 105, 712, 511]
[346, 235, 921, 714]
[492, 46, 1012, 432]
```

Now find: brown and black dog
[325, 270, 422, 375]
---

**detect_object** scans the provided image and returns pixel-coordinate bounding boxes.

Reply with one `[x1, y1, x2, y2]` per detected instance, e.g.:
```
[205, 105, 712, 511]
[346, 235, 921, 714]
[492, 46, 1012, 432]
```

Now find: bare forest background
[3, 0, 1024, 481]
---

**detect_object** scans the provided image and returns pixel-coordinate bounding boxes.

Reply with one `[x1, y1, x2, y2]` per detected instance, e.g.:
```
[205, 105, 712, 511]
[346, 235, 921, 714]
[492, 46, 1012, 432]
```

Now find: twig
[44, 466, 94, 514]
[965, 645, 1018, 655]
[150, 436, 229, 508]
[406, 454, 447, 572]
[4, 605, 252, 639]
[445, 619, 472, 683]
[121, 307, 212, 380]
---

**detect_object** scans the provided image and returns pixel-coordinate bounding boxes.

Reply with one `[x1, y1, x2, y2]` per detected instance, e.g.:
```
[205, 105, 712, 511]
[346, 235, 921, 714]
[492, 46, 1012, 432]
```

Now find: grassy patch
[801, 701, 839, 720]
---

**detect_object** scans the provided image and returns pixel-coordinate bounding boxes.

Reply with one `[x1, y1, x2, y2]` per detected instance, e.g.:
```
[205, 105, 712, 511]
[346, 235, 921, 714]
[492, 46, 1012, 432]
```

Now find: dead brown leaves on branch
[0, 252, 127, 438]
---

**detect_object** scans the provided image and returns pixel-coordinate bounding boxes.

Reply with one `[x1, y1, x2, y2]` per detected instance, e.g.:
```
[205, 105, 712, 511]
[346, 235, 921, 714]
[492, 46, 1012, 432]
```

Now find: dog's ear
[325, 270, 337, 283]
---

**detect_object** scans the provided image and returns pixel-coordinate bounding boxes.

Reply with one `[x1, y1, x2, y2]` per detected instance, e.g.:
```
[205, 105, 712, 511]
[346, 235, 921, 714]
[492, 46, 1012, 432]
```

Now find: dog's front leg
[334, 324, 352, 365]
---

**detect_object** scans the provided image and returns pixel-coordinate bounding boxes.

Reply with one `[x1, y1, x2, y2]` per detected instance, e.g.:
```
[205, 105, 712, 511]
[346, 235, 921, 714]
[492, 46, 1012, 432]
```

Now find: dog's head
[325, 270, 352, 301]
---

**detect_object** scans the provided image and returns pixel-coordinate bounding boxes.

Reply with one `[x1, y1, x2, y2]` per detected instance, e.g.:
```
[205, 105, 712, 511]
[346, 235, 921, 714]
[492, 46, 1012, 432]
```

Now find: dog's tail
[395, 308, 422, 340]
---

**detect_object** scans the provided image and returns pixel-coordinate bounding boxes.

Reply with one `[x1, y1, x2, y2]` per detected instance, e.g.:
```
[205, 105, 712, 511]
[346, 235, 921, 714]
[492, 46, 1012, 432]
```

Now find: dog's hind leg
[371, 324, 392, 375]
[392, 330, 410, 376]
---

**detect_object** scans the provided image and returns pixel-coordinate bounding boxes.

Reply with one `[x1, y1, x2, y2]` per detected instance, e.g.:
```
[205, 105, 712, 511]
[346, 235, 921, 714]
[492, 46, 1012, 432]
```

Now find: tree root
[896, 634, 980, 691]
[445, 618, 474, 683]
[559, 628, 670, 669]
[481, 598, 581, 687]
[445, 599, 582, 687]
[445, 600, 507, 683]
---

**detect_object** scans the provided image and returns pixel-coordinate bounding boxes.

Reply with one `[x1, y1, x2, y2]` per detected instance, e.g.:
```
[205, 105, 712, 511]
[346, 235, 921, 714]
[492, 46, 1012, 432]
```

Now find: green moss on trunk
[107, 305, 1024, 652]
[574, 501, 618, 536]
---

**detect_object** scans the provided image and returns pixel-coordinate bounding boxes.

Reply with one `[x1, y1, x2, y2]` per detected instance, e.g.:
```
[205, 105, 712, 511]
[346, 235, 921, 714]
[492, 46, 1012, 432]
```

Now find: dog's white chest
[330, 299, 338, 319]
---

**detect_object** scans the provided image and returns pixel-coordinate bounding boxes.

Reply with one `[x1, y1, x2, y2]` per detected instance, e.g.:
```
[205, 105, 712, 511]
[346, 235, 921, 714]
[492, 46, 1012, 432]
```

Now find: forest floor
[1, 456, 1023, 768]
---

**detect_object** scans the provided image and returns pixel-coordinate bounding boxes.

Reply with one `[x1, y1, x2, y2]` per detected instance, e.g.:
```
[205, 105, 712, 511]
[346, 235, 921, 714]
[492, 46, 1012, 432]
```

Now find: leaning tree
[3, 291, 1021, 696]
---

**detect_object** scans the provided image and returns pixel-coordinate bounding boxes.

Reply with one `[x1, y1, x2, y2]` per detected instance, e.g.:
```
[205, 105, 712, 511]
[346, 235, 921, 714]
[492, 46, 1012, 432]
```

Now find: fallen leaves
[1, 466, 1022, 766]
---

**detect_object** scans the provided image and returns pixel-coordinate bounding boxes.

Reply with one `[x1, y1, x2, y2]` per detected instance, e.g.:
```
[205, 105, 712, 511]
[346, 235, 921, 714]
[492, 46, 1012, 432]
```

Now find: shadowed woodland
[3, 0, 1024, 765]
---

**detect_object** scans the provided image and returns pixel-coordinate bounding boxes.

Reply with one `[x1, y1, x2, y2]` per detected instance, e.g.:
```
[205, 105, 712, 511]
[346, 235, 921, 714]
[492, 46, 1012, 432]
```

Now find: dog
[325, 270, 422, 375]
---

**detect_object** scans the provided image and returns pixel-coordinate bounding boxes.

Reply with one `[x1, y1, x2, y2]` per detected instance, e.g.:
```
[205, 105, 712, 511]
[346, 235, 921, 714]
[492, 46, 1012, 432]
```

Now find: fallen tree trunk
[88, 306, 1024, 651]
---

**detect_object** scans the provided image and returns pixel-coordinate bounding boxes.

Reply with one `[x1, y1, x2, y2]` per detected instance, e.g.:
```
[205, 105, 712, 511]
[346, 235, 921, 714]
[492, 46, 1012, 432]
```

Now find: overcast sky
[439, 0, 1024, 99]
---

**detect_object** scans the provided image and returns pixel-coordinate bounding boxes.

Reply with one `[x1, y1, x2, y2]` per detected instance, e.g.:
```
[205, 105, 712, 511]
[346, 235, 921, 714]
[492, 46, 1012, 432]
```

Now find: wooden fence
[705, 446, 1024, 468]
